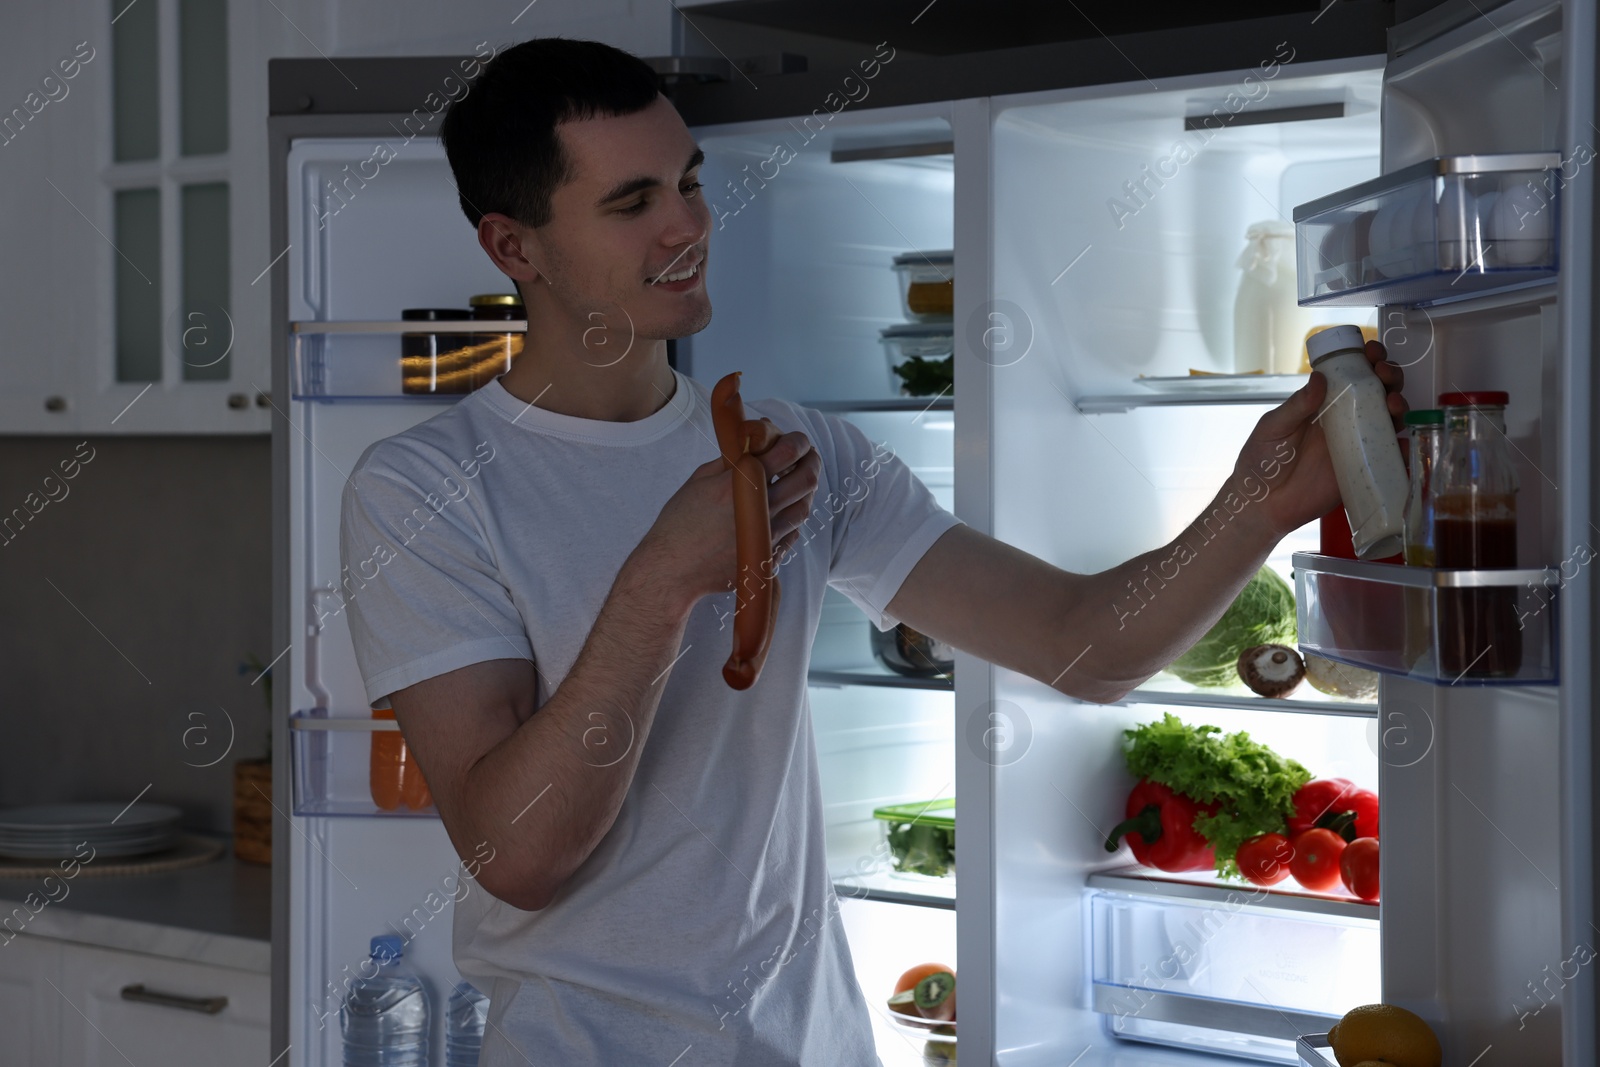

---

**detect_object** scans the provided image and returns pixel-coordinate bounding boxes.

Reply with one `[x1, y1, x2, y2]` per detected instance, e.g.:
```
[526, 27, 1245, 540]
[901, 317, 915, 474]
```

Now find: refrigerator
[268, 1, 1596, 1064]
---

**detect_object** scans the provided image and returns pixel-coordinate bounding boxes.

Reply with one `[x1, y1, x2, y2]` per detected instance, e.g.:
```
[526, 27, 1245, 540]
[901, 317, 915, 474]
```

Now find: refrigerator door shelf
[1088, 886, 1377, 1064]
[290, 322, 527, 401]
[1292, 552, 1559, 685]
[290, 710, 439, 818]
[1293, 153, 1562, 308]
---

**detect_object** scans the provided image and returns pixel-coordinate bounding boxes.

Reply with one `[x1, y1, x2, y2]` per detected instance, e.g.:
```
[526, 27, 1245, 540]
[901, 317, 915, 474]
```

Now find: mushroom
[1237, 643, 1306, 698]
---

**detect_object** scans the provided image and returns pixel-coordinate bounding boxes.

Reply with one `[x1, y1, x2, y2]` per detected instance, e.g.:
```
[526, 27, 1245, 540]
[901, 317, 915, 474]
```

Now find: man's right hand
[640, 420, 822, 604]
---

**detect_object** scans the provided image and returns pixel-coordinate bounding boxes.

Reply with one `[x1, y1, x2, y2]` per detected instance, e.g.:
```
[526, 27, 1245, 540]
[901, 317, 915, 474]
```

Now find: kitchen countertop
[0, 834, 270, 973]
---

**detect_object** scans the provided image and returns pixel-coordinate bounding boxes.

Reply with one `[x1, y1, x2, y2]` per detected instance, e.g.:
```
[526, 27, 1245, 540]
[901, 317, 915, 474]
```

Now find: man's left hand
[1233, 339, 1408, 540]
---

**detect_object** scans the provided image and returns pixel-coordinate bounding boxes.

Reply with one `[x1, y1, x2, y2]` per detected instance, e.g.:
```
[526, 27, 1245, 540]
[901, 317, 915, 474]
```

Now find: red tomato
[1340, 837, 1380, 901]
[1288, 829, 1347, 891]
[1289, 778, 1379, 839]
[1236, 833, 1292, 886]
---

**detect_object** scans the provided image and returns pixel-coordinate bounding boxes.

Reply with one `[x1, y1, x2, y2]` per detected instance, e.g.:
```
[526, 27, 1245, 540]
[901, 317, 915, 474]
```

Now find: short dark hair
[440, 38, 661, 229]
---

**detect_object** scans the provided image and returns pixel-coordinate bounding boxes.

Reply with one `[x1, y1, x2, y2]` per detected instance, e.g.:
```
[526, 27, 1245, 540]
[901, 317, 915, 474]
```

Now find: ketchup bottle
[370, 708, 433, 811]
[1433, 391, 1520, 678]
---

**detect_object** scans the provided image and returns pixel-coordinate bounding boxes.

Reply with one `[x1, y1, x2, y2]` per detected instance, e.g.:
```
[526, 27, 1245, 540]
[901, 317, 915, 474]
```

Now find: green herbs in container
[874, 797, 955, 879]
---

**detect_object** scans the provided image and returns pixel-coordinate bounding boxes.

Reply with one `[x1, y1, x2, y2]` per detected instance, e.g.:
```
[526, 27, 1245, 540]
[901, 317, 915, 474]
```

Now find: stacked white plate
[0, 803, 182, 860]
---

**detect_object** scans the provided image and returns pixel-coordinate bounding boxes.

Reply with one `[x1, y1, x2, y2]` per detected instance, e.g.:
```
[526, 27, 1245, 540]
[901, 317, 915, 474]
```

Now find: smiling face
[518, 95, 712, 343]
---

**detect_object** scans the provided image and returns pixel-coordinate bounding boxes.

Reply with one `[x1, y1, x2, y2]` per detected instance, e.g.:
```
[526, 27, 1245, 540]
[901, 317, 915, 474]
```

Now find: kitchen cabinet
[0, 933, 63, 1067]
[13, 938, 270, 1067]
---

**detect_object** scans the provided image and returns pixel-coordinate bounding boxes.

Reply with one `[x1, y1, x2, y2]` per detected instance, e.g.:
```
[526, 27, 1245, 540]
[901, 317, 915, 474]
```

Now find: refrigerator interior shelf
[1076, 391, 1299, 415]
[799, 397, 954, 413]
[1088, 868, 1377, 921]
[290, 709, 438, 818]
[1117, 674, 1377, 718]
[808, 666, 954, 691]
[1292, 552, 1559, 686]
[833, 869, 956, 910]
[290, 321, 527, 400]
[1293, 152, 1562, 308]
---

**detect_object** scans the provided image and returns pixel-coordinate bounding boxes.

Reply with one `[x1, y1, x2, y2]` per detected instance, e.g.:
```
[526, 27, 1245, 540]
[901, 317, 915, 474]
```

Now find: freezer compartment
[1294, 153, 1561, 307]
[1087, 882, 1378, 1064]
[1293, 552, 1559, 685]
[290, 322, 526, 400]
[290, 709, 438, 817]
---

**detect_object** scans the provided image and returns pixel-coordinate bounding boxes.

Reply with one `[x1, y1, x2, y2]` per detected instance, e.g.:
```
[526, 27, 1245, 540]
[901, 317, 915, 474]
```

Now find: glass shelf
[290, 709, 439, 818]
[1293, 152, 1561, 308]
[290, 321, 526, 401]
[800, 397, 953, 413]
[1117, 673, 1377, 718]
[808, 663, 953, 691]
[834, 868, 955, 910]
[1292, 552, 1559, 686]
[1088, 866, 1377, 920]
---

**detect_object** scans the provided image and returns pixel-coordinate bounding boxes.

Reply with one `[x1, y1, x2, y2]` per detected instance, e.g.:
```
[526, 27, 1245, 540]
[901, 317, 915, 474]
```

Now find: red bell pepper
[1288, 778, 1379, 840]
[1105, 780, 1218, 873]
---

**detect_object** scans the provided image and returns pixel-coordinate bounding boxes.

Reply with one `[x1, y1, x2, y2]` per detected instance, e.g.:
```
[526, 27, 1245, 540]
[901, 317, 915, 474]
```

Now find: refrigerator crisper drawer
[1293, 153, 1561, 307]
[1293, 552, 1559, 685]
[1087, 884, 1378, 1065]
[291, 321, 527, 400]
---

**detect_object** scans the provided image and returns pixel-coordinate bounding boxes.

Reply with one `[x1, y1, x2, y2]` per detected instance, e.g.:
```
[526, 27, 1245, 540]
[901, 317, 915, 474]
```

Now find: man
[340, 37, 1404, 1067]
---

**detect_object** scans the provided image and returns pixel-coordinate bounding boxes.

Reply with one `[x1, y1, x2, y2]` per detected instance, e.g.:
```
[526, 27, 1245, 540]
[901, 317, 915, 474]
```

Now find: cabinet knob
[120, 983, 228, 1015]
[227, 393, 249, 409]
[255, 390, 271, 408]
[44, 396, 67, 412]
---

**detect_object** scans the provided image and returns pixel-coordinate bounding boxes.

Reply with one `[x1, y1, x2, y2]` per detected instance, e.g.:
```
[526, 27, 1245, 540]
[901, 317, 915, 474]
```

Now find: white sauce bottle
[1308, 325, 1408, 559]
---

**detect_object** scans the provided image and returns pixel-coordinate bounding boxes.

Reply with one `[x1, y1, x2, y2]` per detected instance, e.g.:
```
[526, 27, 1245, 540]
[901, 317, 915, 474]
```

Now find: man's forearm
[463, 546, 694, 909]
[1064, 473, 1282, 701]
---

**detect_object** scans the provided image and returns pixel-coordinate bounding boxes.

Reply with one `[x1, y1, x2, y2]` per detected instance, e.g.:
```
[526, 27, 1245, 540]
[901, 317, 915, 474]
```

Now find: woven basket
[232, 758, 273, 865]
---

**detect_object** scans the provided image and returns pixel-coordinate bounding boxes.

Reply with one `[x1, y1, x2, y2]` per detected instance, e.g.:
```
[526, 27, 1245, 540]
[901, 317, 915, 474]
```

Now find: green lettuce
[1123, 712, 1311, 880]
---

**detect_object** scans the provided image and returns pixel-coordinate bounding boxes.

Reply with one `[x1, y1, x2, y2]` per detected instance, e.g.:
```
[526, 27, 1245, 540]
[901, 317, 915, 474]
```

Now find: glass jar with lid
[1432, 391, 1520, 678]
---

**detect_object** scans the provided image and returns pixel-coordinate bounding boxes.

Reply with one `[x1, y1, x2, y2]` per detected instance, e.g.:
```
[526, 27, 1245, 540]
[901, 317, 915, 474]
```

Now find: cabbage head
[1169, 566, 1297, 688]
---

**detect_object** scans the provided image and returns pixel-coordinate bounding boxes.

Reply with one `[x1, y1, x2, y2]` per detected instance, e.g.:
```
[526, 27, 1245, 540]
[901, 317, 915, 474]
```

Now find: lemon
[1328, 1004, 1442, 1067]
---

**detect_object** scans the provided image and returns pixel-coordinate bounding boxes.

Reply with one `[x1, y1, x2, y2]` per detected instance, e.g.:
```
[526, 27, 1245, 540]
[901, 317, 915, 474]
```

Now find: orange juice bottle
[370, 708, 433, 811]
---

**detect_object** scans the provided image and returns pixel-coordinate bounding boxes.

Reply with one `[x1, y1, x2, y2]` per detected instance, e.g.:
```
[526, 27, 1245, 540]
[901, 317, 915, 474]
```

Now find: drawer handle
[120, 983, 229, 1015]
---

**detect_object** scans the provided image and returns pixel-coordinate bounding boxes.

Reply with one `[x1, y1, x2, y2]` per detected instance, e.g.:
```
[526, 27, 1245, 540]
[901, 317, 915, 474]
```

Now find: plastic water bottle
[341, 935, 430, 1066]
[446, 981, 490, 1066]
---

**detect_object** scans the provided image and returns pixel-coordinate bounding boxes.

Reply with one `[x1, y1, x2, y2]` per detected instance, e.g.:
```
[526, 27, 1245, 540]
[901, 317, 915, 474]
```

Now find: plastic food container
[891, 250, 954, 321]
[879, 323, 954, 397]
[1293, 152, 1561, 307]
[873, 798, 955, 880]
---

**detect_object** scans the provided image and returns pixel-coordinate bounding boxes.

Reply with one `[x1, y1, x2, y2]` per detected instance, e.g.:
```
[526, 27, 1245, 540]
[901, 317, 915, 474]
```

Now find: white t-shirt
[339, 367, 963, 1066]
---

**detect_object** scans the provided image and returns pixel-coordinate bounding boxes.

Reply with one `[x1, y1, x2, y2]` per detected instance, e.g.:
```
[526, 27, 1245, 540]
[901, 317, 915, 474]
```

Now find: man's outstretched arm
[884, 348, 1406, 702]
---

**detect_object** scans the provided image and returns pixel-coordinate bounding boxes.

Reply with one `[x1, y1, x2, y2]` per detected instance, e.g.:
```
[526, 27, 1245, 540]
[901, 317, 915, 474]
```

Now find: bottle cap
[1305, 324, 1368, 365]
[469, 293, 522, 307]
[371, 935, 404, 961]
[1438, 391, 1509, 407]
[1404, 409, 1444, 426]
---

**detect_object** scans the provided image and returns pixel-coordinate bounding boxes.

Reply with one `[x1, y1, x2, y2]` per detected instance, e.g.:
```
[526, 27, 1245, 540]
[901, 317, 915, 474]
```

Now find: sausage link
[710, 372, 781, 690]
